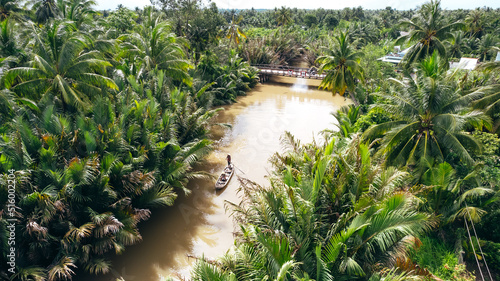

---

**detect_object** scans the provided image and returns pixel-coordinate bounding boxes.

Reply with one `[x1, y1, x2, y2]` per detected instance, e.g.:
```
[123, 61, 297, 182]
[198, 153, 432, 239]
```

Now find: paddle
[232, 163, 246, 175]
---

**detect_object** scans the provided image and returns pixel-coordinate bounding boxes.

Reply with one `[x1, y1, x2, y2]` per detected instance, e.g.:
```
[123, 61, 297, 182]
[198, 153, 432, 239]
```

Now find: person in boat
[224, 166, 232, 173]
[309, 66, 317, 75]
[220, 174, 227, 182]
[226, 154, 231, 166]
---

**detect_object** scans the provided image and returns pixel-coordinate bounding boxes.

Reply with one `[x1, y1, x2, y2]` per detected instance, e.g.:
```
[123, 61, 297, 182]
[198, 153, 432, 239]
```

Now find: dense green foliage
[0, 1, 257, 280]
[0, 0, 499, 280]
[185, 2, 500, 281]
[190, 135, 435, 280]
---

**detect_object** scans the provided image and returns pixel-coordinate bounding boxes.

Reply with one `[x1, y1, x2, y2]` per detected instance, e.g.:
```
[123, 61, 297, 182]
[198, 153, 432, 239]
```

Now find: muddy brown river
[78, 76, 349, 281]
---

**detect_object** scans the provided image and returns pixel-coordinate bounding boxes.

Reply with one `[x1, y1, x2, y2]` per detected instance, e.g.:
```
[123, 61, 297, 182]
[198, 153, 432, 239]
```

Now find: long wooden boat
[215, 164, 234, 190]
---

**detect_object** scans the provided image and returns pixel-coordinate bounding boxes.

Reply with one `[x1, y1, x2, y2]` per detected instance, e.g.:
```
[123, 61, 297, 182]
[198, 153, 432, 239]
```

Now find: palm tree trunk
[61, 94, 67, 112]
[347, 90, 360, 106]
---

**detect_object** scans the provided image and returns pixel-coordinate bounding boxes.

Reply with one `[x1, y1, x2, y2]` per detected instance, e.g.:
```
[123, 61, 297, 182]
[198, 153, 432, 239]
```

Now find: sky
[96, 0, 499, 11]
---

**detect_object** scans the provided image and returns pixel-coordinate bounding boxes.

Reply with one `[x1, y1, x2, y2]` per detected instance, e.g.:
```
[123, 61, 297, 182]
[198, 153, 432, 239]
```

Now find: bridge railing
[252, 64, 325, 79]
[252, 64, 310, 71]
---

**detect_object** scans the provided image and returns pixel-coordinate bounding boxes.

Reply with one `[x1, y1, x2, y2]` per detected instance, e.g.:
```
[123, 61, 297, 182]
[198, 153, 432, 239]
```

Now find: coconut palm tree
[31, 0, 59, 23]
[275, 6, 292, 27]
[0, 18, 28, 74]
[348, 21, 379, 47]
[446, 31, 470, 59]
[0, 89, 15, 124]
[316, 31, 364, 106]
[224, 15, 246, 48]
[58, 0, 97, 27]
[0, 0, 22, 20]
[4, 20, 117, 111]
[363, 52, 489, 167]
[472, 61, 500, 133]
[196, 50, 258, 105]
[396, 0, 464, 67]
[120, 18, 192, 85]
[465, 9, 486, 38]
[477, 34, 498, 62]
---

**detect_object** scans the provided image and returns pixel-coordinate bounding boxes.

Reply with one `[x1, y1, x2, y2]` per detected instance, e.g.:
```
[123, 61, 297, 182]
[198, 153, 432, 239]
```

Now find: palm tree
[363, 53, 489, 167]
[396, 0, 464, 67]
[465, 9, 486, 38]
[196, 51, 258, 105]
[224, 15, 246, 48]
[167, 87, 222, 144]
[316, 31, 364, 106]
[477, 34, 498, 62]
[0, 0, 22, 20]
[348, 21, 378, 47]
[4, 20, 117, 111]
[58, 0, 97, 27]
[120, 19, 192, 85]
[472, 61, 500, 133]
[446, 31, 470, 59]
[0, 17, 20, 57]
[0, 88, 14, 124]
[332, 104, 361, 137]
[419, 161, 495, 225]
[266, 32, 302, 65]
[275, 6, 292, 27]
[240, 37, 280, 65]
[31, 0, 60, 23]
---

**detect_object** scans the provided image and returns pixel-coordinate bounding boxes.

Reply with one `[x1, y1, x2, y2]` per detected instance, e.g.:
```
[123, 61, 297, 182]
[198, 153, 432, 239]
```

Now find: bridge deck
[253, 64, 326, 79]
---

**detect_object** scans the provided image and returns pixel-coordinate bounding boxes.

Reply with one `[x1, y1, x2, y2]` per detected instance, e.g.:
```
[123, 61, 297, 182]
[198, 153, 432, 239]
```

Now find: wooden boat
[215, 164, 234, 190]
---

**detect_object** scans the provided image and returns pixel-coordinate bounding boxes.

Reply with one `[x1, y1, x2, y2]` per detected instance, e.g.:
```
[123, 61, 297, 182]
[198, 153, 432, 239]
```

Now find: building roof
[449, 58, 479, 70]
[377, 47, 411, 64]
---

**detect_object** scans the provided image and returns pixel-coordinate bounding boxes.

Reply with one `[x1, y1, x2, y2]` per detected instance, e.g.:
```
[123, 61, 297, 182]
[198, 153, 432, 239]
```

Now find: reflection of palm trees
[197, 226, 219, 247]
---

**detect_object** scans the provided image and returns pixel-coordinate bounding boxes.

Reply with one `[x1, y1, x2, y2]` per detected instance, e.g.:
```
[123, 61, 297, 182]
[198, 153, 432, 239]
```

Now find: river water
[80, 76, 348, 281]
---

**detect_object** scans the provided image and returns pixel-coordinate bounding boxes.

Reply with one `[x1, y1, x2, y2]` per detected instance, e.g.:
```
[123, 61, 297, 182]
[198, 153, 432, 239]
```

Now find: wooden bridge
[252, 64, 326, 82]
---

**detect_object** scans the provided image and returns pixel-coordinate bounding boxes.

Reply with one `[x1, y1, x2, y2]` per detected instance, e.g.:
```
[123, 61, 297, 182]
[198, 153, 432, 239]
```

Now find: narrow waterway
[80, 76, 349, 281]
